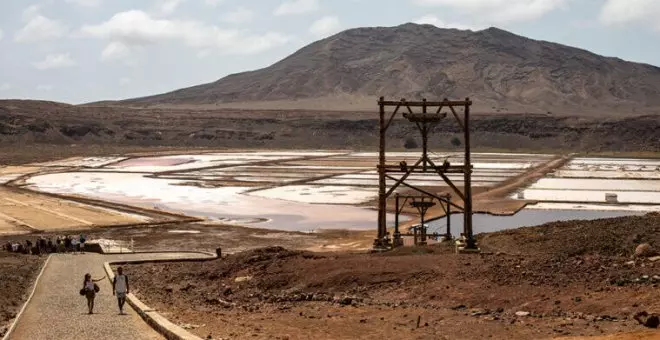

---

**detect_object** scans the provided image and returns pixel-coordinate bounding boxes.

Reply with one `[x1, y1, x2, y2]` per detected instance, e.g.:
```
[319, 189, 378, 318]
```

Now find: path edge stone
[2, 254, 52, 340]
[103, 254, 216, 340]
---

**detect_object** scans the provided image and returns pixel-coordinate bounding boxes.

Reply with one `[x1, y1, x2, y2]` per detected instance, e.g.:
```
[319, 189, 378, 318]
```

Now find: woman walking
[82, 273, 105, 314]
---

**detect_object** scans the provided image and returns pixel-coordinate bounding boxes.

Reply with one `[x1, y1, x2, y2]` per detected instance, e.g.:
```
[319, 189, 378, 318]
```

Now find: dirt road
[6, 252, 213, 340]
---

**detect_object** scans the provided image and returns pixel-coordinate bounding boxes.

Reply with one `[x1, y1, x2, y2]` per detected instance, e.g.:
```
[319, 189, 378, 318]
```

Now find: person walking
[112, 267, 130, 315]
[64, 236, 71, 253]
[79, 234, 86, 253]
[82, 273, 104, 314]
[71, 238, 78, 255]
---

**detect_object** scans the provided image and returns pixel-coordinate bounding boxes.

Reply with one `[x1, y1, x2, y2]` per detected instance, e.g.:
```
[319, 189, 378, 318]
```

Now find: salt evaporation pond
[426, 209, 645, 237]
[26, 172, 389, 232]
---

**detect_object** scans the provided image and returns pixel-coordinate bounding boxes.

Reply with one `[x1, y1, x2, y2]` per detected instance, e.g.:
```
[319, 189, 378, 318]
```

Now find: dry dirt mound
[130, 246, 448, 306]
[480, 212, 660, 257]
[127, 214, 660, 339]
[0, 252, 44, 337]
[131, 213, 660, 305]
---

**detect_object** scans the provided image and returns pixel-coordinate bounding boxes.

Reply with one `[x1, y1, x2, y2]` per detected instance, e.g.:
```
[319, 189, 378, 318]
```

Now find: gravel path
[8, 252, 211, 340]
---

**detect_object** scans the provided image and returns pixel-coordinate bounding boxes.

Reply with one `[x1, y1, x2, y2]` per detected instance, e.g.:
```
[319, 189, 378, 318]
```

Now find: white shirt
[114, 274, 127, 293]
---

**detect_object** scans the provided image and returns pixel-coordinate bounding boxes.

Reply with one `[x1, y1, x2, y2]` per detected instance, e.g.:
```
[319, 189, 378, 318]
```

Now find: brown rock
[633, 311, 660, 328]
[635, 243, 655, 258]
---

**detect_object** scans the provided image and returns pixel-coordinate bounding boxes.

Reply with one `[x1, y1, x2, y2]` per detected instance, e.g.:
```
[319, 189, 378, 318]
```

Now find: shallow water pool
[426, 209, 645, 237]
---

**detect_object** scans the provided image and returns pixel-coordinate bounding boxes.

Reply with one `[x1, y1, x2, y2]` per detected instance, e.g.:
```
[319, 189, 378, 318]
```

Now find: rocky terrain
[115, 24, 660, 115]
[126, 213, 660, 340]
[1, 100, 659, 152]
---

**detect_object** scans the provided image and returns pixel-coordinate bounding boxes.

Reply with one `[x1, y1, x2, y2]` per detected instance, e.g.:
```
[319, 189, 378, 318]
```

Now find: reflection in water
[427, 209, 644, 237]
[172, 206, 392, 232]
[27, 172, 390, 232]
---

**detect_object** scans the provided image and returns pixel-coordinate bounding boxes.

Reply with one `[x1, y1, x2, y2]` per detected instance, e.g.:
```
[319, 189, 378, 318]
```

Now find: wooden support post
[446, 199, 452, 240]
[422, 98, 428, 172]
[375, 97, 388, 249]
[419, 205, 427, 246]
[463, 98, 477, 249]
[394, 193, 401, 247]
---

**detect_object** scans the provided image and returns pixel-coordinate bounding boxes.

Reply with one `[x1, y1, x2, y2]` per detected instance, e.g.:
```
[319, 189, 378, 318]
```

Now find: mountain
[117, 23, 660, 115]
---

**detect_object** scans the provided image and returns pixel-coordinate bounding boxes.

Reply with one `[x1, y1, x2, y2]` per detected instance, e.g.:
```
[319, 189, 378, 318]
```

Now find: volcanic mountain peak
[118, 23, 660, 116]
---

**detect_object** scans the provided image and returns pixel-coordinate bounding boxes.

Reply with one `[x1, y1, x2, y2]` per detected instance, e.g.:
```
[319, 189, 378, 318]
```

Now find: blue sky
[0, 0, 658, 104]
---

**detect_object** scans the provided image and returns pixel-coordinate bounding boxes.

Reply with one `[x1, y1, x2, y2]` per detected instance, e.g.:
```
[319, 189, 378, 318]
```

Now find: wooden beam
[380, 164, 469, 174]
[380, 100, 472, 107]
[397, 196, 410, 215]
[385, 157, 424, 197]
[383, 104, 401, 131]
[447, 100, 466, 131]
[427, 158, 466, 201]
[394, 180, 464, 211]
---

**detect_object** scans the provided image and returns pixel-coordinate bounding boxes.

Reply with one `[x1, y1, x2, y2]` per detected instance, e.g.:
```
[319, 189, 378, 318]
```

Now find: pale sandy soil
[0, 187, 151, 233]
[0, 166, 43, 176]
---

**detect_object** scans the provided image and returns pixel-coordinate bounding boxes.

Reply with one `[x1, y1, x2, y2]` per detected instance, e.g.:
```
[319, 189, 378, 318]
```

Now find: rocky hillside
[117, 23, 660, 115]
[2, 100, 659, 152]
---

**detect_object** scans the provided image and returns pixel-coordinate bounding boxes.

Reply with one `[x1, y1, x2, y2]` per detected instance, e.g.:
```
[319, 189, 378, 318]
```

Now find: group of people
[4, 234, 87, 255]
[82, 266, 130, 315]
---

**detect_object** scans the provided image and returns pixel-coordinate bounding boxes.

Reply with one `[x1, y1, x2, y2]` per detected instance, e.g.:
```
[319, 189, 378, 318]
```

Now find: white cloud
[205, 0, 224, 6]
[600, 0, 660, 31]
[309, 16, 342, 37]
[119, 77, 132, 85]
[160, 0, 187, 15]
[81, 10, 291, 60]
[197, 49, 212, 58]
[33, 53, 77, 70]
[413, 15, 478, 30]
[65, 0, 103, 7]
[37, 84, 54, 92]
[0, 83, 11, 91]
[22, 5, 42, 20]
[100, 41, 133, 61]
[222, 7, 255, 24]
[412, 0, 569, 24]
[15, 15, 69, 42]
[274, 0, 319, 15]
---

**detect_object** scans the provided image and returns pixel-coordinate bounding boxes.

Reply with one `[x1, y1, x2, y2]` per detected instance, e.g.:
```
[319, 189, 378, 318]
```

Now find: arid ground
[124, 213, 660, 340]
[0, 252, 44, 337]
[1, 146, 659, 340]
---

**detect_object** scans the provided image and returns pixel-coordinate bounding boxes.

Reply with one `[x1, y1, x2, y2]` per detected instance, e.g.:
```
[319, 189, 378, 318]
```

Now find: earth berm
[126, 213, 660, 340]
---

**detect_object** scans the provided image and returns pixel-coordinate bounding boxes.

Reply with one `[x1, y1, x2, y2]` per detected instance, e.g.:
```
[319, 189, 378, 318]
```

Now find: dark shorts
[116, 292, 126, 299]
[85, 290, 95, 299]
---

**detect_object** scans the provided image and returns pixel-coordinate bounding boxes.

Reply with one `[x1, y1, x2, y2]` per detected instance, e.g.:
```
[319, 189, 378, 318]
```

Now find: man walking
[112, 267, 130, 314]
